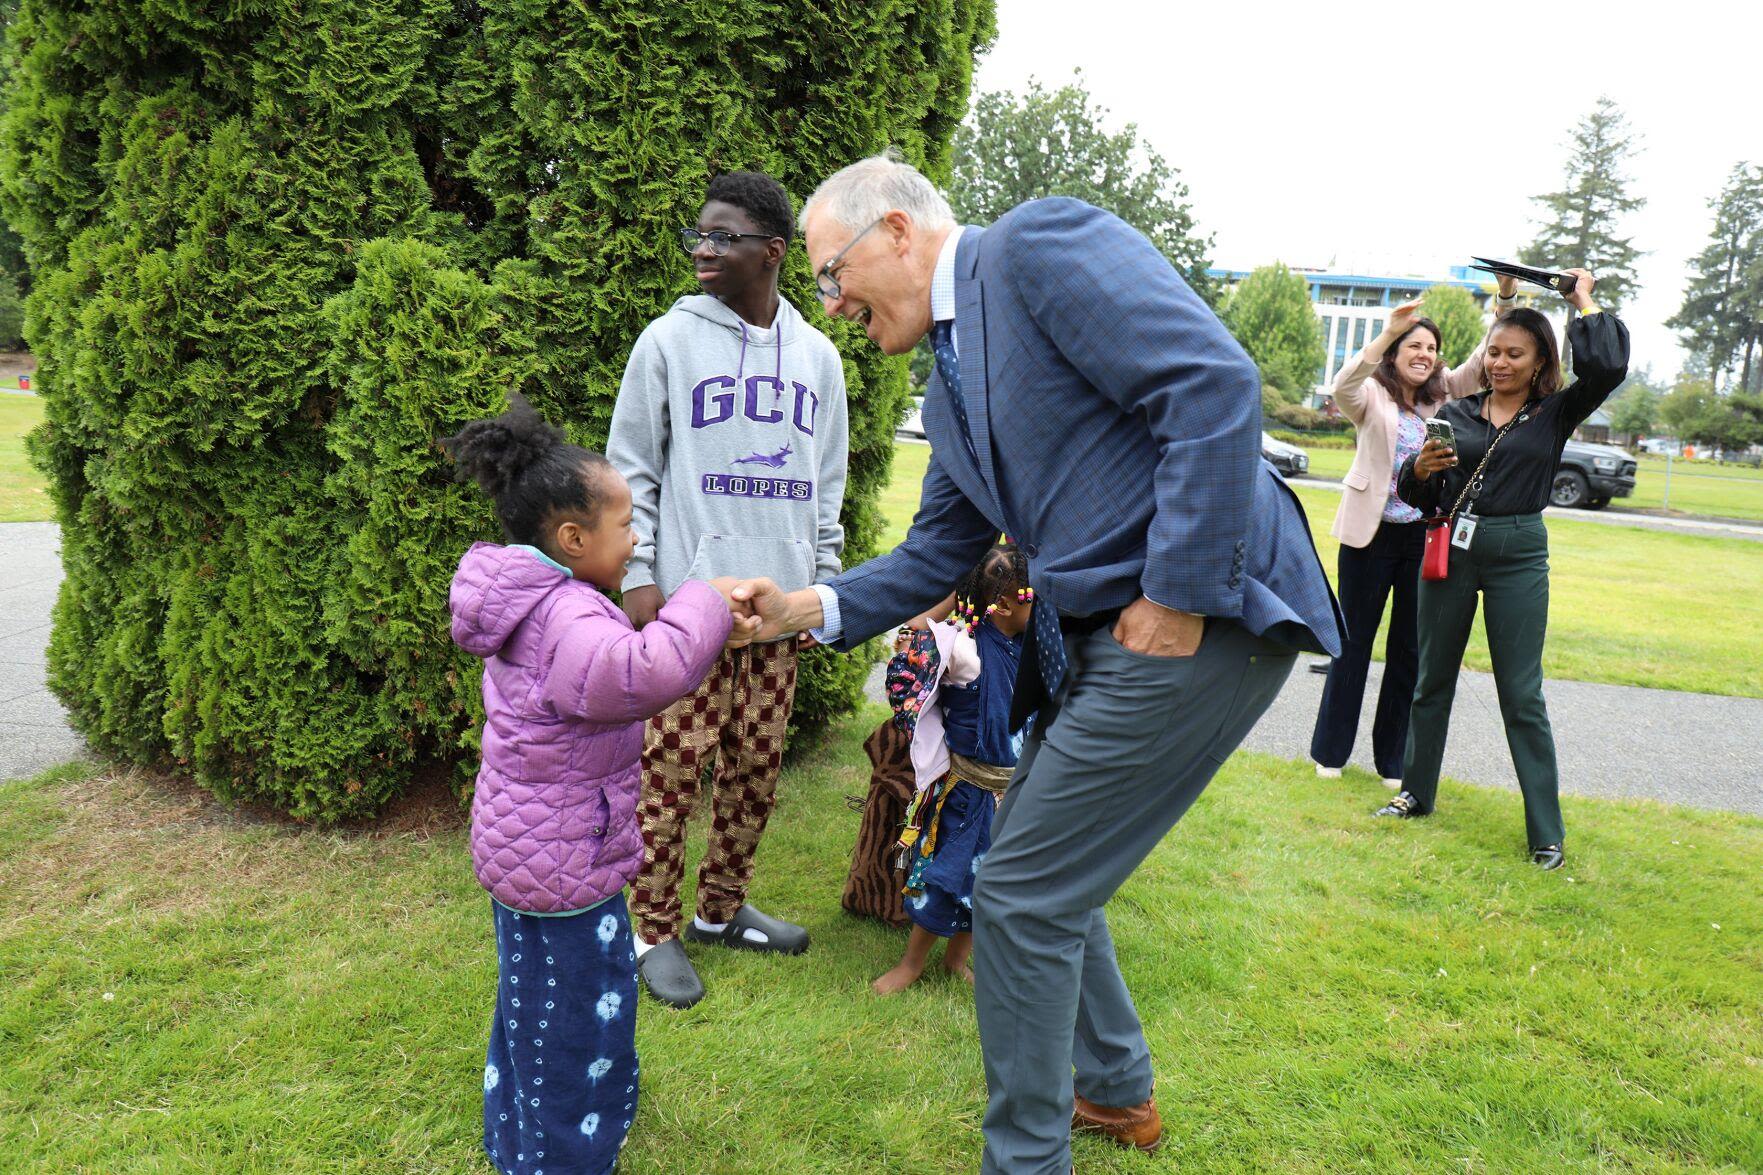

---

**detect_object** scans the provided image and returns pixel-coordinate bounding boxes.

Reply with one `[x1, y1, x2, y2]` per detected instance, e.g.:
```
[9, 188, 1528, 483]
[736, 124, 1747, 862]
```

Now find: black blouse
[1397, 312, 1630, 518]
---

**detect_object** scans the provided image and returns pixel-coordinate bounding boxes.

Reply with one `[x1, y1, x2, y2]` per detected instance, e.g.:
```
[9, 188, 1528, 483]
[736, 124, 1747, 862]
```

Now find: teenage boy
[607, 171, 849, 1008]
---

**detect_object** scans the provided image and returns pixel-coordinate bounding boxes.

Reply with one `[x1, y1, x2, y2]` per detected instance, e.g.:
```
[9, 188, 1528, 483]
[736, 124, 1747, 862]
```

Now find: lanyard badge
[1451, 512, 1478, 550]
[1444, 409, 1529, 553]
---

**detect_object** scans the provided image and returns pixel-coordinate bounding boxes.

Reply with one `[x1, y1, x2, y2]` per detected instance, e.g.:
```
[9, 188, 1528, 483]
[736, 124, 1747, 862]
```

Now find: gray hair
[800, 150, 956, 235]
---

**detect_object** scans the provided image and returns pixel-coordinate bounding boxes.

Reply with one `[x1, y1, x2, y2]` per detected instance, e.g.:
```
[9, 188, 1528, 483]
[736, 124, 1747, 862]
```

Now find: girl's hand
[724, 614, 762, 650]
[706, 576, 752, 611]
[1562, 268, 1596, 311]
[707, 576, 764, 649]
[1413, 438, 1458, 480]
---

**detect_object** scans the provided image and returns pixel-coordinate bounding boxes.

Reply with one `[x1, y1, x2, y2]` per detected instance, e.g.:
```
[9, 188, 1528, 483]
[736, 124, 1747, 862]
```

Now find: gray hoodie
[607, 294, 849, 617]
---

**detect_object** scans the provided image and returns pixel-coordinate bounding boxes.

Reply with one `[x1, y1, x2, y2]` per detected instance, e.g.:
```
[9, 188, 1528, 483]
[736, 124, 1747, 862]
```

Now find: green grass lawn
[1290, 484, 1763, 699]
[1298, 445, 1354, 483]
[5, 724, 1760, 1172]
[878, 438, 931, 552]
[0, 394, 49, 523]
[879, 442, 1763, 698]
[1622, 456, 1763, 522]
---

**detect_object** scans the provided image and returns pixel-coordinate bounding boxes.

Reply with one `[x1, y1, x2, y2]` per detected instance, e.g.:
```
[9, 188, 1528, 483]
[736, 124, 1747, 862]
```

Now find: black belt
[1059, 607, 1122, 637]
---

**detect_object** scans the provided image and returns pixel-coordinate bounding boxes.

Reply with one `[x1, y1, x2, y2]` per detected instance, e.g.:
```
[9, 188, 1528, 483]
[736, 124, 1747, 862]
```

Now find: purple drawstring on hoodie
[733, 316, 785, 408]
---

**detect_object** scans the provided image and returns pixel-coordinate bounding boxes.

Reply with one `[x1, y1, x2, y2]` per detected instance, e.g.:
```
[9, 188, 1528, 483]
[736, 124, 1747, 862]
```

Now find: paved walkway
[1241, 659, 1762, 816]
[5, 521, 1759, 816]
[0, 523, 85, 780]
[864, 644, 1763, 818]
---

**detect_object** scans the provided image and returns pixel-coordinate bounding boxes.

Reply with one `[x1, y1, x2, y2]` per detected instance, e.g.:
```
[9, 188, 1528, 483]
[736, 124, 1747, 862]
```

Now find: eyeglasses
[814, 218, 884, 301]
[679, 228, 777, 257]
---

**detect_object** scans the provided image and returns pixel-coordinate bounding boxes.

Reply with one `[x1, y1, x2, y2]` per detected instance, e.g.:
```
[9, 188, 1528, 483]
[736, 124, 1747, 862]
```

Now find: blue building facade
[1208, 265, 1498, 405]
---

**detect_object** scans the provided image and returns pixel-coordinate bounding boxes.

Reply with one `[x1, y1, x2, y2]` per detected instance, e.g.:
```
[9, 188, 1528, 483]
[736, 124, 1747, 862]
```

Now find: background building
[1209, 264, 1569, 407]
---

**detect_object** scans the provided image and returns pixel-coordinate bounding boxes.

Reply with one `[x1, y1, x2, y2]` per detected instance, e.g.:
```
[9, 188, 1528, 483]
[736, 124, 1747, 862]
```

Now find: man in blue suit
[741, 153, 1342, 1174]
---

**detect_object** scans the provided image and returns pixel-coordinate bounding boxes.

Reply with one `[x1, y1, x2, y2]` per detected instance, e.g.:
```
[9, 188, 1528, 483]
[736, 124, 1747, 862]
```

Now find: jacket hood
[670, 294, 808, 387]
[450, 542, 570, 658]
[670, 293, 803, 343]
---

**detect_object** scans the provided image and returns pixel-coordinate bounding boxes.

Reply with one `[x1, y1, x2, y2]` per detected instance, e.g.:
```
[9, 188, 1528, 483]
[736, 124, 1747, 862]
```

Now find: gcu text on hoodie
[607, 295, 849, 621]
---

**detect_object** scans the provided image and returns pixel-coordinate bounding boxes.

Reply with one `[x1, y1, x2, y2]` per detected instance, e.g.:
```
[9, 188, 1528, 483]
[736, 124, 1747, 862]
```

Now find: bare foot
[942, 931, 974, 983]
[872, 960, 926, 995]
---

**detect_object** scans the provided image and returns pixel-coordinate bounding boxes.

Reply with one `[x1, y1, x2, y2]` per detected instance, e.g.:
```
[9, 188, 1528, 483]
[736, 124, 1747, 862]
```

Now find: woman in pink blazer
[1310, 278, 1515, 786]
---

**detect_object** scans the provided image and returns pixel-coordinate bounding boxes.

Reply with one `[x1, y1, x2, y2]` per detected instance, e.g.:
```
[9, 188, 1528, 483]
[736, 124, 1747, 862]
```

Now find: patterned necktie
[930, 319, 1068, 695]
[930, 319, 980, 469]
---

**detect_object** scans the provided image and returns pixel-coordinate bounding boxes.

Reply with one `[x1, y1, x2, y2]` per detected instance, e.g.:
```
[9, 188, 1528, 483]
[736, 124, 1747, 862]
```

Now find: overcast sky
[971, 0, 1762, 382]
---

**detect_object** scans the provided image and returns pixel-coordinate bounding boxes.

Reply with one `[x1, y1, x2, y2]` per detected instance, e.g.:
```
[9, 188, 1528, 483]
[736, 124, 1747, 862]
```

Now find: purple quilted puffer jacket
[450, 543, 731, 914]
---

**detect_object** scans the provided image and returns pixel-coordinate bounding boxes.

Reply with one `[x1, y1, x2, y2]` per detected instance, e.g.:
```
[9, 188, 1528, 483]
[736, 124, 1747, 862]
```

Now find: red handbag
[1422, 517, 1451, 580]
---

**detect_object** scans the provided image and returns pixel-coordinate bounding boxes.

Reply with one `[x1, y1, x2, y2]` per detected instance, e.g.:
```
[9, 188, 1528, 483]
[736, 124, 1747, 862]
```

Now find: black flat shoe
[1374, 791, 1426, 819]
[1531, 844, 1564, 871]
[683, 903, 810, 956]
[636, 938, 705, 1009]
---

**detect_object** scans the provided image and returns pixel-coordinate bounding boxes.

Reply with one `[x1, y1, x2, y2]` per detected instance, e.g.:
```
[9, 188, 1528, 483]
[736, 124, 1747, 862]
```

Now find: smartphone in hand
[1424, 417, 1456, 450]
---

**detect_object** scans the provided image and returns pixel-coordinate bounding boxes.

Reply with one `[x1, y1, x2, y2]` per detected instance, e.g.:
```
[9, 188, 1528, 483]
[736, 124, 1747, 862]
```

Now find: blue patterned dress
[902, 620, 1022, 936]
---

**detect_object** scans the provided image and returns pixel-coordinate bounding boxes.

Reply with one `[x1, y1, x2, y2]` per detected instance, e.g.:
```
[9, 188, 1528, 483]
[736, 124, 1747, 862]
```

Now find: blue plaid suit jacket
[826, 198, 1342, 659]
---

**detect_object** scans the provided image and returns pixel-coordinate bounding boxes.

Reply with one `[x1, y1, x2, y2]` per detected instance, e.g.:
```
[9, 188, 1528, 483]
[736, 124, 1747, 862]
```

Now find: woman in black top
[1375, 268, 1629, 871]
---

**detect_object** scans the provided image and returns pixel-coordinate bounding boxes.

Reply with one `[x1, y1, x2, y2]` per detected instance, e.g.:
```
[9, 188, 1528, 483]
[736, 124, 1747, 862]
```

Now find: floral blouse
[1384, 409, 1425, 524]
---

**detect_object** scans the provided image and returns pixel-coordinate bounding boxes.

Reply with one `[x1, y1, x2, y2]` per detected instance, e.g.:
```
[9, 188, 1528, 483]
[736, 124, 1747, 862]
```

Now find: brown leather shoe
[1071, 1088, 1162, 1152]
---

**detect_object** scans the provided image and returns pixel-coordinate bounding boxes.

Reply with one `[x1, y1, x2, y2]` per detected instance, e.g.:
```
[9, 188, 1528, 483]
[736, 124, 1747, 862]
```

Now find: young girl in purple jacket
[445, 397, 759, 1175]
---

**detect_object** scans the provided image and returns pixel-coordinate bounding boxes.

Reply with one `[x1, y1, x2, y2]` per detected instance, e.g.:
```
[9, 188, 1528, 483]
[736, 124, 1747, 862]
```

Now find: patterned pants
[484, 895, 638, 1175]
[629, 639, 798, 944]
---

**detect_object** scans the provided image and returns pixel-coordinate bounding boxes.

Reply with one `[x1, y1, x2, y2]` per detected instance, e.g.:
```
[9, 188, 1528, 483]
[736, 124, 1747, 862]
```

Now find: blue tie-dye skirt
[902, 774, 996, 936]
[483, 893, 640, 1175]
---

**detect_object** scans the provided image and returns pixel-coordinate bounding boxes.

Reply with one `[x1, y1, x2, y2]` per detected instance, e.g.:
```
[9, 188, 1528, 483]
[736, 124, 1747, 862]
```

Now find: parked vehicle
[898, 394, 925, 439]
[1552, 440, 1637, 510]
[1261, 432, 1309, 477]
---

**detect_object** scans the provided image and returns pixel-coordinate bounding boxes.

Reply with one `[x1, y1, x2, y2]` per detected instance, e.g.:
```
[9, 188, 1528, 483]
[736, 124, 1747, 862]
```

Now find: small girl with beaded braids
[873, 542, 1033, 995]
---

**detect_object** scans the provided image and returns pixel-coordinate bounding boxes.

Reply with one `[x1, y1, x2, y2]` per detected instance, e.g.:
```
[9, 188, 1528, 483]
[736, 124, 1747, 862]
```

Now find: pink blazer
[1329, 341, 1484, 549]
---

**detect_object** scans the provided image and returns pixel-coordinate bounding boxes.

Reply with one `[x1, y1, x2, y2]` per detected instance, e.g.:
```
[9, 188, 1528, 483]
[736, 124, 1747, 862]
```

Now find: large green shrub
[1, 0, 995, 820]
[0, 268, 21, 348]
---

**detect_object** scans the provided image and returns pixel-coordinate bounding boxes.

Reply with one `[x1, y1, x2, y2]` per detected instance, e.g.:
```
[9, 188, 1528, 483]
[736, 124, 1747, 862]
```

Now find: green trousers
[1402, 512, 1565, 849]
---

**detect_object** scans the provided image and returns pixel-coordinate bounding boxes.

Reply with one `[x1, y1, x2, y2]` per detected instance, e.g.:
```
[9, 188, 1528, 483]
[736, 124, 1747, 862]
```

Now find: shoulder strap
[1446, 411, 1527, 520]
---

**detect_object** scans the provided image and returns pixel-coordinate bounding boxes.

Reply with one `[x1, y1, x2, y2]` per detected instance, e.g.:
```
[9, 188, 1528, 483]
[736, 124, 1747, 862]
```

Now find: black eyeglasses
[814, 218, 884, 301]
[679, 228, 777, 257]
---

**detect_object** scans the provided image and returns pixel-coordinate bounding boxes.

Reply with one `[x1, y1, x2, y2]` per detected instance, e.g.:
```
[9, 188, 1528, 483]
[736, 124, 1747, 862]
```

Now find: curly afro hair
[705, 171, 795, 244]
[441, 394, 612, 548]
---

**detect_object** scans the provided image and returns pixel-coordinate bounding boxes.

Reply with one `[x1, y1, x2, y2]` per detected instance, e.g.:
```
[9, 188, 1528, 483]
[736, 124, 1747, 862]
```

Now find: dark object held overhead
[1468, 257, 1578, 297]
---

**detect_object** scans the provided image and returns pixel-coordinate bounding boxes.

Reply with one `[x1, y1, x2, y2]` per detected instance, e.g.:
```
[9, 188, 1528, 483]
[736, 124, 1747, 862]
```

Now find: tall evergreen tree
[1668, 162, 1763, 394]
[0, 0, 995, 821]
[949, 71, 1215, 305]
[1519, 97, 1645, 311]
[0, 0, 26, 345]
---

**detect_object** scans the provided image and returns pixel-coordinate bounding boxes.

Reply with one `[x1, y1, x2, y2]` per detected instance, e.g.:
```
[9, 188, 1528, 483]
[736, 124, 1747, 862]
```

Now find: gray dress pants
[973, 619, 1295, 1174]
